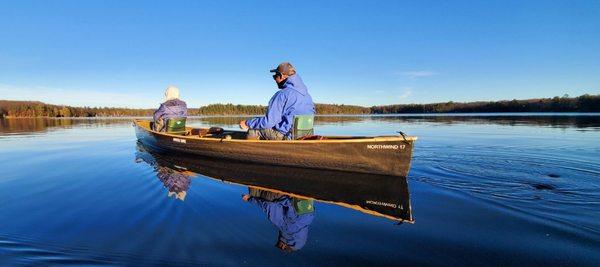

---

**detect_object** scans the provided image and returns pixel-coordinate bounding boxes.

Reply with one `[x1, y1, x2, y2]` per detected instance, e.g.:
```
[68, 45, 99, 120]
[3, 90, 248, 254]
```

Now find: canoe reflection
[134, 141, 413, 222]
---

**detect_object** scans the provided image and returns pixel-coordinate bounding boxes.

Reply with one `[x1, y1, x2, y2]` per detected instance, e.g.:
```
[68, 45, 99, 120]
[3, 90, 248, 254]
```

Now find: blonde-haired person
[153, 86, 187, 131]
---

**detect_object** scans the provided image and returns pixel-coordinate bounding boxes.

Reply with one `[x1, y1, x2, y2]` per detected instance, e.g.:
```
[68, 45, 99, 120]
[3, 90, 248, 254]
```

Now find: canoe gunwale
[134, 119, 416, 177]
[133, 119, 417, 144]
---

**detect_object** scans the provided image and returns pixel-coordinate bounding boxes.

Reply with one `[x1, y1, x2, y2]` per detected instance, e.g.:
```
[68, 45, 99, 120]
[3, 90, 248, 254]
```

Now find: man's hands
[242, 194, 251, 202]
[239, 120, 249, 130]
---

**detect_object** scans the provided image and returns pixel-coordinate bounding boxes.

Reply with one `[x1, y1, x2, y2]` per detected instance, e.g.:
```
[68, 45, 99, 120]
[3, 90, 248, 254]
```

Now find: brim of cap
[269, 69, 278, 73]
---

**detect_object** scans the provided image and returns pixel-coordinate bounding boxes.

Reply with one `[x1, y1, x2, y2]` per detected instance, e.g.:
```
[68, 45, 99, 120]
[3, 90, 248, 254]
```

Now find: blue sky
[1, 0, 599, 108]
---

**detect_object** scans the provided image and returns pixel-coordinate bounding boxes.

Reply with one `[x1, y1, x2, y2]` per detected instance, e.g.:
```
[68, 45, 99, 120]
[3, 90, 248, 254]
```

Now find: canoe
[135, 142, 413, 222]
[133, 119, 417, 177]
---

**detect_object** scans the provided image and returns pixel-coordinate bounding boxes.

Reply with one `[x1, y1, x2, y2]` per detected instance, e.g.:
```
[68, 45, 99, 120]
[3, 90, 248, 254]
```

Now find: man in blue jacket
[239, 62, 315, 140]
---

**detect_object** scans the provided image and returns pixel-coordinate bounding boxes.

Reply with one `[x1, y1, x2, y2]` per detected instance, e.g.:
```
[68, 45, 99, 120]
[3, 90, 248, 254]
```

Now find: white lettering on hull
[173, 138, 186, 144]
[365, 200, 399, 209]
[366, 144, 405, 150]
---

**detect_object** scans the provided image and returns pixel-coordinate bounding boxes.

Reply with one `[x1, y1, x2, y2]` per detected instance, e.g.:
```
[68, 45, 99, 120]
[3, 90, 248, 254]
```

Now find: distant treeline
[197, 104, 265, 115]
[370, 94, 600, 113]
[196, 103, 370, 115]
[1, 94, 598, 118]
[0, 101, 371, 117]
[0, 100, 156, 117]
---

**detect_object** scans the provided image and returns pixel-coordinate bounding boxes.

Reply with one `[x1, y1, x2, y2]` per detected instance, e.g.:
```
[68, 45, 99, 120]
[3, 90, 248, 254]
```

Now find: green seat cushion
[293, 115, 314, 139]
[294, 115, 314, 130]
[293, 198, 315, 215]
[166, 118, 186, 133]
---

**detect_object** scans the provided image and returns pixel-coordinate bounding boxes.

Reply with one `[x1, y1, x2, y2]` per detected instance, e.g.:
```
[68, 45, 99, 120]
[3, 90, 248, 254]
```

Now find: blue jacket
[249, 196, 314, 251]
[153, 99, 188, 122]
[246, 74, 315, 135]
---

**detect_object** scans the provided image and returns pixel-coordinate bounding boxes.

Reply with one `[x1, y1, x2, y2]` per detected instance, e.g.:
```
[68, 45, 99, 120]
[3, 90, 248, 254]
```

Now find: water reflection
[157, 169, 191, 201]
[136, 142, 320, 251]
[135, 141, 412, 220]
[243, 188, 315, 252]
[1, 115, 597, 264]
[368, 114, 600, 129]
[134, 142, 412, 252]
[135, 148, 191, 201]
[0, 118, 133, 135]
[2, 114, 598, 135]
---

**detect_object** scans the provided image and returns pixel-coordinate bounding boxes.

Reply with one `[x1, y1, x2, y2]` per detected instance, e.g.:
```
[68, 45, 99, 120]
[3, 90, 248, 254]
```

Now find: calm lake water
[0, 114, 599, 265]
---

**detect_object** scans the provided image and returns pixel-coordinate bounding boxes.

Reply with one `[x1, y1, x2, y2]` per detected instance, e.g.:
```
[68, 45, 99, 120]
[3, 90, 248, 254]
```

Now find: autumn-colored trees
[0, 101, 157, 117]
[1, 94, 598, 118]
[370, 94, 600, 114]
[197, 104, 266, 115]
[195, 103, 370, 115]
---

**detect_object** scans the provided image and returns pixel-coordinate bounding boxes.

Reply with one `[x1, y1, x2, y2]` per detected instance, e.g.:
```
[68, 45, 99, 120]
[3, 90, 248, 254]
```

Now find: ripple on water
[0, 233, 205, 265]
[411, 143, 600, 236]
[1, 117, 599, 264]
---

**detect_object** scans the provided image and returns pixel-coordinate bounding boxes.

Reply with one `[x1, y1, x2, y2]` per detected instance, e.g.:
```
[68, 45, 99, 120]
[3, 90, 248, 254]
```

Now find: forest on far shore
[0, 94, 598, 118]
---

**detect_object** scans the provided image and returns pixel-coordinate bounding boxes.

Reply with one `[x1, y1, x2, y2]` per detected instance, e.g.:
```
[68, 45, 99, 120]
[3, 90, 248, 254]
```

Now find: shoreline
[2, 95, 598, 117]
[2, 112, 600, 119]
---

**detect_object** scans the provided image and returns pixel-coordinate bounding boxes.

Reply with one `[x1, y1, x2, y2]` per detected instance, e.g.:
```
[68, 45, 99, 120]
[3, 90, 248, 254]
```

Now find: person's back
[241, 62, 315, 140]
[273, 74, 315, 132]
[153, 86, 187, 132]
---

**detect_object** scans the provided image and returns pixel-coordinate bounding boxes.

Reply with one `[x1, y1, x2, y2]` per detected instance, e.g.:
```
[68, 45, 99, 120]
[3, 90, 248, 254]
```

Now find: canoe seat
[166, 118, 187, 135]
[293, 115, 314, 139]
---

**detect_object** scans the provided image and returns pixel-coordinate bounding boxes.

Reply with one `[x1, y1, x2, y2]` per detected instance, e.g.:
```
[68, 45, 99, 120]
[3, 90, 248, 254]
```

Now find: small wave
[0, 232, 200, 265]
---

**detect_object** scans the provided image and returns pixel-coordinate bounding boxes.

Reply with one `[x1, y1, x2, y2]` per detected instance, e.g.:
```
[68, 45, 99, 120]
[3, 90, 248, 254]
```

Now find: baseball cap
[270, 62, 296, 76]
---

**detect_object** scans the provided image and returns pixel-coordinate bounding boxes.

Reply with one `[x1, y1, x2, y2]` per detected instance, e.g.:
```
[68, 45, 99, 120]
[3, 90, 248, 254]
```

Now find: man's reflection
[242, 188, 315, 252]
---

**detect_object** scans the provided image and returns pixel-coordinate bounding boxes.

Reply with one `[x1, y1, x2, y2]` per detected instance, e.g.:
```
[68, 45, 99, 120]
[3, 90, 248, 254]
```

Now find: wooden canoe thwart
[133, 119, 417, 177]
